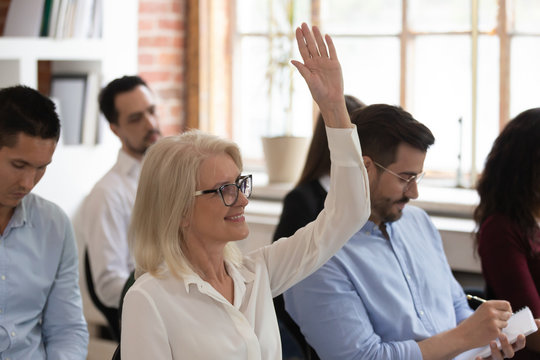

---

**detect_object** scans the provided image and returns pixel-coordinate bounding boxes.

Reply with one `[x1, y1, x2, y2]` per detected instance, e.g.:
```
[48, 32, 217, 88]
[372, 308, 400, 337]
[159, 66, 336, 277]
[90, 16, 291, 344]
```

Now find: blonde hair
[130, 129, 244, 279]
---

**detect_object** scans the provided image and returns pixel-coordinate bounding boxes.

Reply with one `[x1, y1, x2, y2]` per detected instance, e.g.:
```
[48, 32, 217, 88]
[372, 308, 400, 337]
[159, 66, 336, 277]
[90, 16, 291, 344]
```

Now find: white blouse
[121, 126, 370, 359]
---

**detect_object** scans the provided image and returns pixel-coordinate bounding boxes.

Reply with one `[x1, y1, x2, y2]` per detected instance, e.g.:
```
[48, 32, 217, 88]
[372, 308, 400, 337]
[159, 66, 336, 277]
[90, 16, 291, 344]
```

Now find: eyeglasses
[194, 174, 252, 206]
[373, 161, 425, 191]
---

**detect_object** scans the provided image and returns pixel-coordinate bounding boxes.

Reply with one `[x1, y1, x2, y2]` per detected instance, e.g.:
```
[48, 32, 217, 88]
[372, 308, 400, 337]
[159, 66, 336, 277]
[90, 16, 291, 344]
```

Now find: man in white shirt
[73, 76, 162, 338]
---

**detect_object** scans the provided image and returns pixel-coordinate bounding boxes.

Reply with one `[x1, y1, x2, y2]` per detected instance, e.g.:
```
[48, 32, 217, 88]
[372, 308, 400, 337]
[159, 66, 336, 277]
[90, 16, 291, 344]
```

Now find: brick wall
[138, 0, 187, 136]
[0, 0, 188, 136]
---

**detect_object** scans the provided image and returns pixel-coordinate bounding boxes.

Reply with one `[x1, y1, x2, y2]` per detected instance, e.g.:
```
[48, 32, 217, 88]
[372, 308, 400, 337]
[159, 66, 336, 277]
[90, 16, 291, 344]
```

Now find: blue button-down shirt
[0, 194, 88, 359]
[285, 205, 473, 360]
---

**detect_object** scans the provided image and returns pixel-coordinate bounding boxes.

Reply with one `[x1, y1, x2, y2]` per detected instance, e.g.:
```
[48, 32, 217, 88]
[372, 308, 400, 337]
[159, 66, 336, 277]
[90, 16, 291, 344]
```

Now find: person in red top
[475, 107, 540, 359]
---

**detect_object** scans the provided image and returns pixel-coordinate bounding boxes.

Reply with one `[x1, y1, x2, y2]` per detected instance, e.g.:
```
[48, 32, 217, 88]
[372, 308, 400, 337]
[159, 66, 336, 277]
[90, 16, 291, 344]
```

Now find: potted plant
[262, 0, 310, 184]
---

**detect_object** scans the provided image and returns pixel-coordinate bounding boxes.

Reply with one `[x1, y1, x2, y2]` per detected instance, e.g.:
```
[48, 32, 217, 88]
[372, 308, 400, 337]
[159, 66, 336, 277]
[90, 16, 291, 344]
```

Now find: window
[201, 0, 540, 188]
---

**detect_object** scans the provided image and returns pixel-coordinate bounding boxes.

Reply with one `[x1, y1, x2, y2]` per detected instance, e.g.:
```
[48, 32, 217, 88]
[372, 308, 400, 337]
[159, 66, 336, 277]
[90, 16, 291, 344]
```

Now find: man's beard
[373, 196, 410, 224]
[126, 129, 161, 156]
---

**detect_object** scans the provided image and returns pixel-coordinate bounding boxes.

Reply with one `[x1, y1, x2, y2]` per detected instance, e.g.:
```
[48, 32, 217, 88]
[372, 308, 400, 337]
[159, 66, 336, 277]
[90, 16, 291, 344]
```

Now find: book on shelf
[81, 72, 100, 145]
[4, 0, 46, 37]
[39, 0, 53, 37]
[50, 72, 101, 146]
[47, 0, 61, 37]
[4, 0, 103, 39]
[50, 74, 86, 145]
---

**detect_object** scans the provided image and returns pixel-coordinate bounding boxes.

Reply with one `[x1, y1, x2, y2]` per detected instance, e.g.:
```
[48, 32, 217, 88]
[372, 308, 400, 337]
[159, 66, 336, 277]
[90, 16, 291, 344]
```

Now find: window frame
[192, 0, 539, 188]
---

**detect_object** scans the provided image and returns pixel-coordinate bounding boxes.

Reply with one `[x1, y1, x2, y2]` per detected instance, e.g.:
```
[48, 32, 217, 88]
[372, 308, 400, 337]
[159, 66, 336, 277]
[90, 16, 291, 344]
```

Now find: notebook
[455, 306, 538, 360]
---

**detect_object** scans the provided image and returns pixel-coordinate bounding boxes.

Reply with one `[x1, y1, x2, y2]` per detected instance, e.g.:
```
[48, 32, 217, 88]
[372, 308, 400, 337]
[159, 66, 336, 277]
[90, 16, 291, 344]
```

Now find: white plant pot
[262, 136, 310, 184]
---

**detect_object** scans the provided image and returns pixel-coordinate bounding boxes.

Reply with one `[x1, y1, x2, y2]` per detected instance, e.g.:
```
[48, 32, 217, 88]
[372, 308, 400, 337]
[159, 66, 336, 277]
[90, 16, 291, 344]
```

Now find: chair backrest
[111, 343, 121, 360]
[118, 271, 135, 332]
[111, 270, 135, 360]
[84, 249, 121, 340]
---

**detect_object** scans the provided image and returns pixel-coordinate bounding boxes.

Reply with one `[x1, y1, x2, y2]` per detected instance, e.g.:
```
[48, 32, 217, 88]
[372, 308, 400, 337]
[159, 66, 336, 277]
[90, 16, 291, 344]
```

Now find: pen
[466, 294, 487, 304]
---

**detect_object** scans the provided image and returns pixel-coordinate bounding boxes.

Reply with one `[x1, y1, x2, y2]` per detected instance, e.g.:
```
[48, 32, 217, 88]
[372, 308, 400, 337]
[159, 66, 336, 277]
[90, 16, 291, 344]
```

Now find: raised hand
[292, 23, 351, 129]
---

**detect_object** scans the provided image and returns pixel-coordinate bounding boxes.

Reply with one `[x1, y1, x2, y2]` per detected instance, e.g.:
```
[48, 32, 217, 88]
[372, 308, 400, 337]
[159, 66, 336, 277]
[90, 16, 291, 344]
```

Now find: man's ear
[363, 156, 377, 181]
[363, 156, 373, 170]
[109, 122, 119, 137]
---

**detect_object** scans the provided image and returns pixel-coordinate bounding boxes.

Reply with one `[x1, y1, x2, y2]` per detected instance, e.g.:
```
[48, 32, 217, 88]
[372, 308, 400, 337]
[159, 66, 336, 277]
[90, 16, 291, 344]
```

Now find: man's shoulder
[85, 165, 131, 201]
[93, 164, 125, 188]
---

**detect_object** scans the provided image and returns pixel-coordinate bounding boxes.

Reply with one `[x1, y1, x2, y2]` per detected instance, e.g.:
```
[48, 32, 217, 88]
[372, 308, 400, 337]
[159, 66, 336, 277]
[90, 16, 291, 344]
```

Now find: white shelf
[0, 37, 106, 89]
[0, 37, 106, 60]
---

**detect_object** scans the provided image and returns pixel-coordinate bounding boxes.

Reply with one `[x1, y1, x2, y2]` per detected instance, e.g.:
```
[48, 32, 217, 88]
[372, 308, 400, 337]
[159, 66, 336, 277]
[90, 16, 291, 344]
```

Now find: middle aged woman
[120, 23, 370, 359]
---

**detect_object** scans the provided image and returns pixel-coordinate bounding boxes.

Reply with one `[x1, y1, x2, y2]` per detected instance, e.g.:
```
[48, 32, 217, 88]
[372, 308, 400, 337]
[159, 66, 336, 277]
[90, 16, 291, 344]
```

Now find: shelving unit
[0, 1, 138, 216]
[0, 38, 105, 88]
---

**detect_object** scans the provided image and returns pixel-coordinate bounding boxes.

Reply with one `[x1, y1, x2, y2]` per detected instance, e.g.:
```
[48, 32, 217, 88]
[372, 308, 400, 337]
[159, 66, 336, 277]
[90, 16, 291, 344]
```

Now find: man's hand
[458, 300, 513, 348]
[480, 319, 540, 359]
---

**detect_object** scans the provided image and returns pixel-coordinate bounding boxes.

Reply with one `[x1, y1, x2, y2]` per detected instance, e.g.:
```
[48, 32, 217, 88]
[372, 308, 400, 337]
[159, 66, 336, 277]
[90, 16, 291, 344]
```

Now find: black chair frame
[84, 248, 120, 341]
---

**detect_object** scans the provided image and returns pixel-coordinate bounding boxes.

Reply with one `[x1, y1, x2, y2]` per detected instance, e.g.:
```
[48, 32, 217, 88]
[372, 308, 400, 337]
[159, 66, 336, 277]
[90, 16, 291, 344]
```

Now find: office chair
[84, 249, 120, 340]
[110, 270, 135, 360]
[111, 344, 121, 360]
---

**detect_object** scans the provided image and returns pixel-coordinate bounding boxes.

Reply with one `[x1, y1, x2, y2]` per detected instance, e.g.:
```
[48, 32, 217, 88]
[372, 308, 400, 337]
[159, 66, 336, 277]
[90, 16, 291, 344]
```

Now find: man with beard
[73, 76, 162, 339]
[284, 104, 531, 359]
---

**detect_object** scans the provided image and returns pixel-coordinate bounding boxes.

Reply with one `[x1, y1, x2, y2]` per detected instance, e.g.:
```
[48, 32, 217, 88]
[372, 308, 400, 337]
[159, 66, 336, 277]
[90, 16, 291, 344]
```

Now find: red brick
[169, 104, 183, 118]
[158, 19, 183, 31]
[158, 88, 182, 100]
[174, 73, 184, 83]
[139, 35, 183, 48]
[172, 1, 185, 14]
[138, 53, 155, 66]
[157, 52, 181, 66]
[161, 123, 183, 136]
[139, 0, 186, 134]
[138, 19, 156, 31]
[139, 2, 171, 14]
[140, 71, 173, 83]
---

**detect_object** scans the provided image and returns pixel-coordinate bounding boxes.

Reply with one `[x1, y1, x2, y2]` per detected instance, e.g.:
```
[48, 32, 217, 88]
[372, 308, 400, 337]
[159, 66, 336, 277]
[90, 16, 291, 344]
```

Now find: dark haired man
[285, 104, 534, 359]
[73, 76, 161, 337]
[0, 85, 88, 359]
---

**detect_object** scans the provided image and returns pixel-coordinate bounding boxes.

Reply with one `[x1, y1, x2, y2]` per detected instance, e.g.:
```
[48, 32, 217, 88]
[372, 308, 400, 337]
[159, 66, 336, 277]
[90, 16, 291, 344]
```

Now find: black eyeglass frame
[373, 161, 425, 191]
[193, 174, 252, 207]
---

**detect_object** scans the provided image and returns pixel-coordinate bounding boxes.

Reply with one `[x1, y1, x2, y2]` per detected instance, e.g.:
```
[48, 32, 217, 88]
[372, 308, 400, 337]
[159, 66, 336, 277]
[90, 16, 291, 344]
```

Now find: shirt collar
[182, 260, 255, 292]
[117, 149, 142, 178]
[3, 196, 30, 235]
[360, 219, 390, 238]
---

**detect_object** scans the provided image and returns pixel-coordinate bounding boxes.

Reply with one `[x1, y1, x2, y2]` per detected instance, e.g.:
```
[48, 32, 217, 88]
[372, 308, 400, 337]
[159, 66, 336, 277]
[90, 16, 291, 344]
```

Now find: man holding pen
[284, 104, 540, 360]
